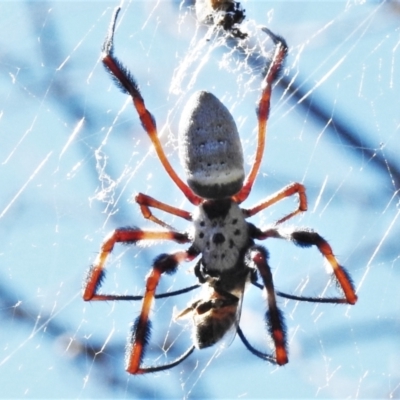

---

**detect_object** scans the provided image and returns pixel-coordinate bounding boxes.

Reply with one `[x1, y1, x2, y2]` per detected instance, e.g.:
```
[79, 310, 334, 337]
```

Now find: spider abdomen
[178, 91, 245, 199]
[192, 199, 249, 271]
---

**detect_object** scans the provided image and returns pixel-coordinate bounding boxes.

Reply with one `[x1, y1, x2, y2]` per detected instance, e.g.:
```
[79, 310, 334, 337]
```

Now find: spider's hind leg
[83, 228, 191, 301]
[83, 225, 199, 374]
[126, 249, 198, 374]
[246, 245, 288, 365]
[253, 226, 358, 305]
[237, 326, 276, 364]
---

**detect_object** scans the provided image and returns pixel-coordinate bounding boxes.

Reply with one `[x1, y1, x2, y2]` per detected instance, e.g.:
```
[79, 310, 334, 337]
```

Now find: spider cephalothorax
[83, 7, 358, 375]
[192, 198, 250, 270]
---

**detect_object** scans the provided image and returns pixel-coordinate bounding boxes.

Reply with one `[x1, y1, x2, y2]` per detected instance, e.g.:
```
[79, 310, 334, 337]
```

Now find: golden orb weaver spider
[83, 7, 358, 375]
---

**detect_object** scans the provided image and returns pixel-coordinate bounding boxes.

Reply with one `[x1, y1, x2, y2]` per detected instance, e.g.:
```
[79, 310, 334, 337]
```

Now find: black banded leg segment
[247, 245, 288, 365]
[83, 228, 191, 301]
[126, 249, 199, 374]
[253, 227, 358, 305]
[83, 225, 199, 374]
[234, 28, 288, 203]
[102, 7, 201, 206]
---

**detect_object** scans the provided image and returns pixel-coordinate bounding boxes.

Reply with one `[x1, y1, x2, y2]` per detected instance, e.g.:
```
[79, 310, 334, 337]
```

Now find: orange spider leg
[234, 28, 288, 203]
[249, 246, 288, 365]
[243, 182, 307, 225]
[135, 192, 192, 230]
[256, 227, 358, 305]
[102, 7, 202, 206]
[83, 228, 191, 302]
[126, 249, 198, 374]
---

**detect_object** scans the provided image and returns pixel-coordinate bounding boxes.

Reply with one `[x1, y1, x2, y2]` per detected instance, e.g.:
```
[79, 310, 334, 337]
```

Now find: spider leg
[246, 245, 288, 365]
[85, 283, 201, 302]
[83, 225, 199, 374]
[243, 182, 307, 224]
[253, 226, 358, 305]
[252, 281, 355, 304]
[237, 326, 276, 364]
[125, 249, 198, 374]
[102, 7, 202, 206]
[132, 345, 196, 374]
[135, 192, 192, 231]
[234, 28, 288, 203]
[83, 227, 191, 301]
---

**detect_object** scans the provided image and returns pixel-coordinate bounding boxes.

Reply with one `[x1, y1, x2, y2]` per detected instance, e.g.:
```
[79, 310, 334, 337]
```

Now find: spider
[83, 7, 358, 375]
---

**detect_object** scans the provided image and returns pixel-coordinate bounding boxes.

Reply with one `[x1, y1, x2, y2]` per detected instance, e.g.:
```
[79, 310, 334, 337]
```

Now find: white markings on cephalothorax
[192, 200, 249, 271]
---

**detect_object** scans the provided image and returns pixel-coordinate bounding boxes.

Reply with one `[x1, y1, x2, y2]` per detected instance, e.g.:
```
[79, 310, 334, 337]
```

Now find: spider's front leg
[234, 27, 288, 203]
[102, 7, 201, 206]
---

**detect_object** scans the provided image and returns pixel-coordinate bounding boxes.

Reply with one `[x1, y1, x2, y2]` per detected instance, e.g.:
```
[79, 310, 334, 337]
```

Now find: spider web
[0, 0, 399, 398]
